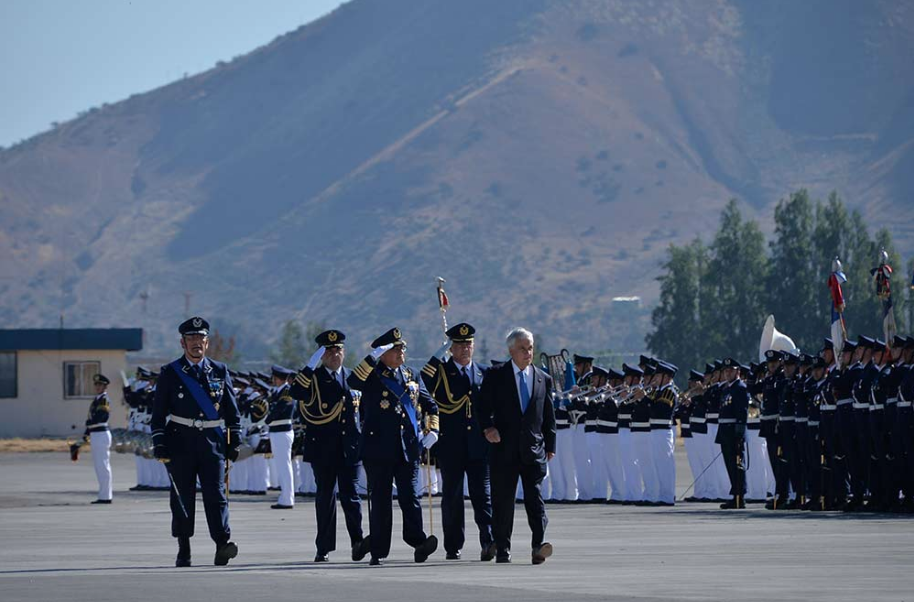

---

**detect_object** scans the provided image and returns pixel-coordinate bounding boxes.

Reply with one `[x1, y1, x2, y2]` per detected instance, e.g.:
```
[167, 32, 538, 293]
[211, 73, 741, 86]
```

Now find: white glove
[306, 346, 326, 370]
[370, 343, 395, 360]
[433, 340, 451, 361]
[421, 431, 439, 449]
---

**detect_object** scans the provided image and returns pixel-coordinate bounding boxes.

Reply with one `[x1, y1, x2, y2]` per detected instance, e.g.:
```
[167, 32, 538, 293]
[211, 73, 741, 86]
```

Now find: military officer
[648, 361, 678, 505]
[573, 354, 594, 387]
[718, 358, 748, 509]
[86, 374, 113, 504]
[151, 317, 241, 567]
[617, 363, 643, 503]
[290, 329, 369, 562]
[420, 322, 495, 561]
[598, 368, 625, 503]
[266, 365, 296, 509]
[347, 328, 439, 566]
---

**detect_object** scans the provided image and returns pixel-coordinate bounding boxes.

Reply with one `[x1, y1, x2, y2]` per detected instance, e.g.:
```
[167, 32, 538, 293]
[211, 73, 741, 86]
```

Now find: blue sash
[171, 360, 224, 438]
[380, 374, 419, 436]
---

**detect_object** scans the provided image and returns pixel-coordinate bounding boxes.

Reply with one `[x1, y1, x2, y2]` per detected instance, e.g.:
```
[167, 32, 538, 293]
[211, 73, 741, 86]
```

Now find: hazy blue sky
[0, 0, 345, 147]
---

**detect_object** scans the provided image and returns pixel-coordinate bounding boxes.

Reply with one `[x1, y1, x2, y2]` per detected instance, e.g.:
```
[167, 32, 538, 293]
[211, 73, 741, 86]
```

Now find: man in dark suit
[151, 317, 241, 567]
[289, 329, 369, 563]
[477, 327, 556, 565]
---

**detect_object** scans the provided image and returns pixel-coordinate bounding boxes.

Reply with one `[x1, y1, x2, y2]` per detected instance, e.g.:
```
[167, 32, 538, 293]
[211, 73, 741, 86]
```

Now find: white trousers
[683, 437, 704, 498]
[248, 435, 270, 492]
[599, 434, 626, 501]
[691, 431, 717, 499]
[617, 429, 640, 501]
[652, 428, 675, 504]
[633, 432, 655, 501]
[586, 432, 608, 500]
[572, 425, 594, 500]
[705, 425, 730, 499]
[554, 429, 578, 500]
[298, 460, 316, 494]
[745, 430, 772, 499]
[90, 431, 112, 501]
[270, 430, 295, 506]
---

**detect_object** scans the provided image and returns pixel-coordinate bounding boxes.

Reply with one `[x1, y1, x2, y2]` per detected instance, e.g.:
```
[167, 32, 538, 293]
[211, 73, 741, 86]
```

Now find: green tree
[646, 238, 706, 373]
[271, 320, 307, 368]
[700, 200, 769, 362]
[767, 190, 817, 352]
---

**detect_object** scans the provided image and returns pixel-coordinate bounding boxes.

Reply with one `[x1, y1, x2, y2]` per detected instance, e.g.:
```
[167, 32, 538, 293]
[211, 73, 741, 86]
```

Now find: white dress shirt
[512, 361, 534, 410]
[454, 360, 475, 386]
[325, 366, 344, 387]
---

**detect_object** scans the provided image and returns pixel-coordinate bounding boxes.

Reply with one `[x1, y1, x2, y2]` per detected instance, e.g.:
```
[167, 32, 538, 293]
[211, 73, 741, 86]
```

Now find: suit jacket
[290, 365, 361, 465]
[477, 361, 556, 468]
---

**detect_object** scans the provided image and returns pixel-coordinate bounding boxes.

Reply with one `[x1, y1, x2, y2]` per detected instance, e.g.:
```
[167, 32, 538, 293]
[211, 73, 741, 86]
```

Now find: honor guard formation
[76, 310, 914, 568]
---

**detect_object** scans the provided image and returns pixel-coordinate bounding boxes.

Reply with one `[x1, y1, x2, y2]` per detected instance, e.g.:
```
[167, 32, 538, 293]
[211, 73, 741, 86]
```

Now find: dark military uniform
[347, 328, 439, 565]
[760, 353, 786, 507]
[717, 360, 748, 509]
[420, 323, 494, 560]
[151, 317, 240, 567]
[289, 329, 367, 561]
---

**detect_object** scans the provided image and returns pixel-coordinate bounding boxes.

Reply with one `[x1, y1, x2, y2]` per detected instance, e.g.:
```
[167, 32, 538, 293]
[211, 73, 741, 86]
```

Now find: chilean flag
[828, 268, 847, 357]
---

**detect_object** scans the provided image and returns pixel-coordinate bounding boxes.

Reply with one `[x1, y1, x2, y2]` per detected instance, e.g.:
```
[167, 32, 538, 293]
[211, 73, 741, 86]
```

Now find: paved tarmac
[1, 450, 912, 602]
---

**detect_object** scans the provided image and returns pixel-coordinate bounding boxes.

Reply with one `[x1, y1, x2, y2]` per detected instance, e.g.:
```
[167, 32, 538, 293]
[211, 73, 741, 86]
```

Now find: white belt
[837, 398, 853, 406]
[619, 414, 632, 420]
[597, 420, 618, 428]
[718, 418, 736, 424]
[691, 417, 706, 424]
[820, 404, 837, 411]
[556, 419, 570, 425]
[761, 415, 778, 421]
[748, 418, 760, 424]
[631, 422, 650, 428]
[853, 403, 869, 410]
[707, 413, 719, 419]
[87, 422, 109, 428]
[168, 415, 224, 430]
[809, 421, 820, 427]
[795, 417, 808, 423]
[649, 419, 671, 426]
[898, 402, 913, 408]
[869, 404, 884, 411]
[886, 397, 898, 404]
[779, 416, 795, 422]
[268, 419, 293, 427]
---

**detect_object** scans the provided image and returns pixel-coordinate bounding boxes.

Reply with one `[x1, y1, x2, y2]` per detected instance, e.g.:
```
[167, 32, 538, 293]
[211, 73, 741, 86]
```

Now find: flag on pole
[828, 258, 848, 361]
[872, 249, 897, 348]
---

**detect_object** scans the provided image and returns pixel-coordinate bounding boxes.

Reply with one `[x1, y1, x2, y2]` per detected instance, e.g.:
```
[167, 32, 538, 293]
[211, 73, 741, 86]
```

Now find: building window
[64, 361, 100, 399]
[0, 352, 16, 398]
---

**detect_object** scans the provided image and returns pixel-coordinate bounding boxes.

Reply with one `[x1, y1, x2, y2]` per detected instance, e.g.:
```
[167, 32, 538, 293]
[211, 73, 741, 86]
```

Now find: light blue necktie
[518, 369, 530, 413]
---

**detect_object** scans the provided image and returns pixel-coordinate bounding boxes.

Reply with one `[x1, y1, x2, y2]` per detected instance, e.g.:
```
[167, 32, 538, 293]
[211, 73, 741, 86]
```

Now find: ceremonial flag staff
[872, 248, 897, 348]
[828, 257, 848, 366]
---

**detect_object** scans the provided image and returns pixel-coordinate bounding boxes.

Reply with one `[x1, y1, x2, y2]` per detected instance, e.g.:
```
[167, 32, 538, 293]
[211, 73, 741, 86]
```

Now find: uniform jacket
[290, 365, 361, 465]
[348, 356, 438, 464]
[420, 356, 488, 465]
[85, 392, 111, 433]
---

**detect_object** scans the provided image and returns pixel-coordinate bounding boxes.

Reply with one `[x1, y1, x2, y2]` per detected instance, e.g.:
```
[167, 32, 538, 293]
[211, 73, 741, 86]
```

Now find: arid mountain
[2, 0, 912, 359]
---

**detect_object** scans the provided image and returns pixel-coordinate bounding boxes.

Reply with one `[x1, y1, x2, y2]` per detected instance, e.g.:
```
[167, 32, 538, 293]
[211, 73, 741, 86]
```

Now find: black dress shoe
[176, 537, 191, 567]
[351, 536, 370, 561]
[496, 553, 511, 564]
[214, 541, 238, 566]
[720, 498, 746, 510]
[480, 542, 497, 562]
[271, 504, 293, 510]
[314, 554, 329, 562]
[446, 551, 461, 560]
[414, 535, 438, 563]
[532, 542, 553, 565]
[91, 499, 112, 504]
[369, 557, 382, 566]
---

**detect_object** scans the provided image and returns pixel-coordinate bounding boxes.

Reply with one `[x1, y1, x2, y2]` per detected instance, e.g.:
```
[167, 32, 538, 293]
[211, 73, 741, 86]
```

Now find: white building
[0, 329, 143, 437]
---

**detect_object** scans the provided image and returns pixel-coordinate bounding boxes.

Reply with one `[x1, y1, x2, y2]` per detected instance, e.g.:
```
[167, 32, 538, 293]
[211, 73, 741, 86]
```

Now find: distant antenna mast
[139, 289, 150, 314]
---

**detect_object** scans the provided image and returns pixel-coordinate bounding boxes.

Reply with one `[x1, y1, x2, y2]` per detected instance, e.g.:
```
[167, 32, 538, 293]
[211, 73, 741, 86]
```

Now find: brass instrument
[540, 350, 571, 393]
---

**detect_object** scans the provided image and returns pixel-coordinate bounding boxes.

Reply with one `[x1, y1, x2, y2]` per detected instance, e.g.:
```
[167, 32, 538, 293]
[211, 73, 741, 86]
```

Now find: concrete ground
[1, 450, 912, 602]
